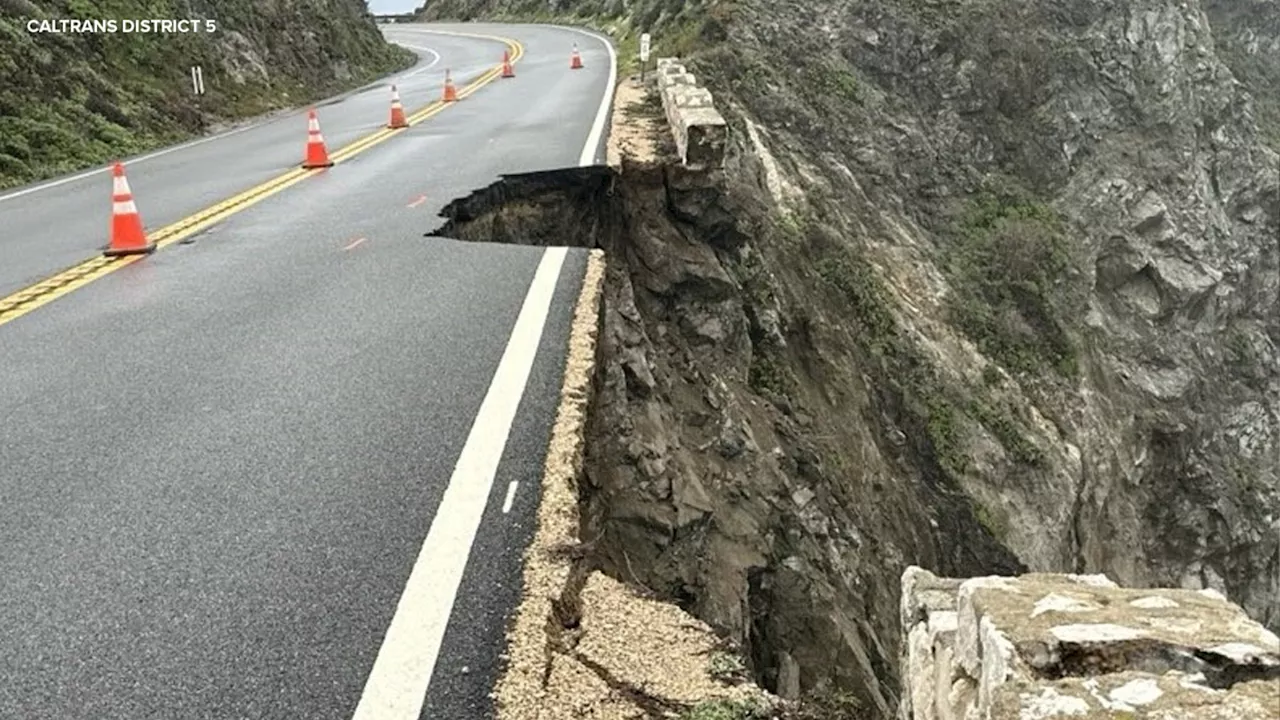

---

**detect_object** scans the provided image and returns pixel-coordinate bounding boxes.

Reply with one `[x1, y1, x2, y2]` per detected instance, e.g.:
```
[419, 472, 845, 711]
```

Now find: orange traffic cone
[388, 85, 408, 128]
[302, 109, 333, 168]
[104, 162, 155, 257]
[442, 69, 458, 102]
[501, 50, 515, 78]
[570, 44, 583, 69]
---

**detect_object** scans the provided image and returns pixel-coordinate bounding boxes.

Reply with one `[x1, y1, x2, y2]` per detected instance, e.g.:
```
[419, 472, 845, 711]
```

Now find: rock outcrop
[899, 567, 1280, 720]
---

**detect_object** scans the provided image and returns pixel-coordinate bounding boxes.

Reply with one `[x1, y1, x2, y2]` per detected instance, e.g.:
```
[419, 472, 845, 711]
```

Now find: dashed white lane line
[350, 246, 569, 720]
[501, 481, 519, 514]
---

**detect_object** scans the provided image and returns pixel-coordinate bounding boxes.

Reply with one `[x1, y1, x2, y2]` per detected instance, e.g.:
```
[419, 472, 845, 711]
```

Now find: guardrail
[898, 566, 1280, 720]
[655, 57, 727, 170]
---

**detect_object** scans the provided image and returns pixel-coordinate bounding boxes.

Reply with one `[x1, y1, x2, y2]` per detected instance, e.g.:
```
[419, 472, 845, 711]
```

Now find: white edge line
[557, 26, 617, 166]
[385, 22, 617, 165]
[0, 120, 265, 203]
[391, 44, 442, 78]
[501, 481, 519, 514]
[0, 43, 443, 204]
[350, 246, 569, 720]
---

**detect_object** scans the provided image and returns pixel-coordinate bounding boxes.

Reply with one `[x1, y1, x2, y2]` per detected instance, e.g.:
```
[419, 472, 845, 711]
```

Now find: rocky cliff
[429, 0, 1280, 717]
[0, 0, 414, 189]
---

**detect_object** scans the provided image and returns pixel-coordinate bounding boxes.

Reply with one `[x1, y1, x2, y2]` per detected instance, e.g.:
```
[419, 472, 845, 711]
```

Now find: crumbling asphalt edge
[491, 249, 606, 719]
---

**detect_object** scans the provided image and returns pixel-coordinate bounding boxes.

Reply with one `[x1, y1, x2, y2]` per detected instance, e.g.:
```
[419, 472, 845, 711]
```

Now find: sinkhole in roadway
[426, 165, 620, 249]
[424, 162, 746, 254]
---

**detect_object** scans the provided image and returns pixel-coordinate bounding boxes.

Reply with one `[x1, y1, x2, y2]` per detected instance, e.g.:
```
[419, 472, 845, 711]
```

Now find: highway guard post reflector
[302, 109, 334, 168]
[388, 84, 408, 128]
[570, 44, 583, 69]
[442, 69, 459, 102]
[501, 50, 515, 78]
[104, 162, 156, 257]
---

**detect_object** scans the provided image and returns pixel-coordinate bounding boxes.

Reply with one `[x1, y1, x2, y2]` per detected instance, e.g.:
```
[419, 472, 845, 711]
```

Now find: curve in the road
[0, 30, 524, 332]
[389, 23, 618, 167]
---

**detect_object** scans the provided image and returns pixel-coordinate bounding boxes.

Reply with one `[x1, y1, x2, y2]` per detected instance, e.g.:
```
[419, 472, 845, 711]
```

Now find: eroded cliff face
[433, 0, 1280, 717]
[691, 0, 1280, 647]
[1205, 0, 1280, 151]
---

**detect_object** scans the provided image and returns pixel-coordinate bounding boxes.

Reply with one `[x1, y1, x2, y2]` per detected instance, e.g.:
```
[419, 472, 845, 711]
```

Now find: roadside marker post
[639, 32, 651, 81]
[190, 65, 206, 128]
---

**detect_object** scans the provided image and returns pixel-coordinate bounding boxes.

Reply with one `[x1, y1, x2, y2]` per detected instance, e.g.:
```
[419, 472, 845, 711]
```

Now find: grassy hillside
[0, 0, 415, 189]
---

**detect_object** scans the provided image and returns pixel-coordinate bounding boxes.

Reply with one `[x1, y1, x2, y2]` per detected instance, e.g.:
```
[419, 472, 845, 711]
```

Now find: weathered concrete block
[672, 87, 715, 109]
[683, 114, 726, 170]
[905, 621, 936, 720]
[901, 566, 966, 628]
[658, 72, 696, 93]
[653, 56, 727, 170]
[899, 568, 1280, 720]
[955, 576, 1015, 678]
[656, 62, 688, 82]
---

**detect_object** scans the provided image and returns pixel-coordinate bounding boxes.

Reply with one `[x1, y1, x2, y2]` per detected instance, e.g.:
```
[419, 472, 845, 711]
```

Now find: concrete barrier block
[658, 71, 695, 91]
[682, 106, 727, 129]
[900, 569, 1280, 720]
[656, 62, 686, 80]
[684, 116, 727, 169]
[672, 87, 714, 109]
[653, 56, 727, 170]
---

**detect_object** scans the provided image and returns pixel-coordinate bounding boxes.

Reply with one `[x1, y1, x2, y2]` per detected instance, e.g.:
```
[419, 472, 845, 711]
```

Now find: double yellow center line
[0, 32, 524, 330]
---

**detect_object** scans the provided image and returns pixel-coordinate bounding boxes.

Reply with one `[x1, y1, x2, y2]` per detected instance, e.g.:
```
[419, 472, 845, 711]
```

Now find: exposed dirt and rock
[428, 0, 1280, 718]
[606, 76, 662, 167]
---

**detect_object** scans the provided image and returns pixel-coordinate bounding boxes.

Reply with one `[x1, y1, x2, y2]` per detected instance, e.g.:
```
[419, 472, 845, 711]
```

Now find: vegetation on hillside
[942, 183, 1083, 379]
[0, 0, 415, 189]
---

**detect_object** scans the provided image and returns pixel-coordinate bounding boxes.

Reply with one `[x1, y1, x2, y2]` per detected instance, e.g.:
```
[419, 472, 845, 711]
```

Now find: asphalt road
[0, 22, 613, 720]
[0, 24, 582, 298]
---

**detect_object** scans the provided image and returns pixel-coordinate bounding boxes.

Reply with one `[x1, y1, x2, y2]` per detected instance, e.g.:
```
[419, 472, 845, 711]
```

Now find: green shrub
[681, 698, 770, 720]
[805, 61, 860, 104]
[968, 399, 1043, 466]
[815, 249, 969, 475]
[749, 349, 794, 397]
[815, 256, 897, 357]
[974, 501, 1010, 542]
[943, 186, 1080, 378]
